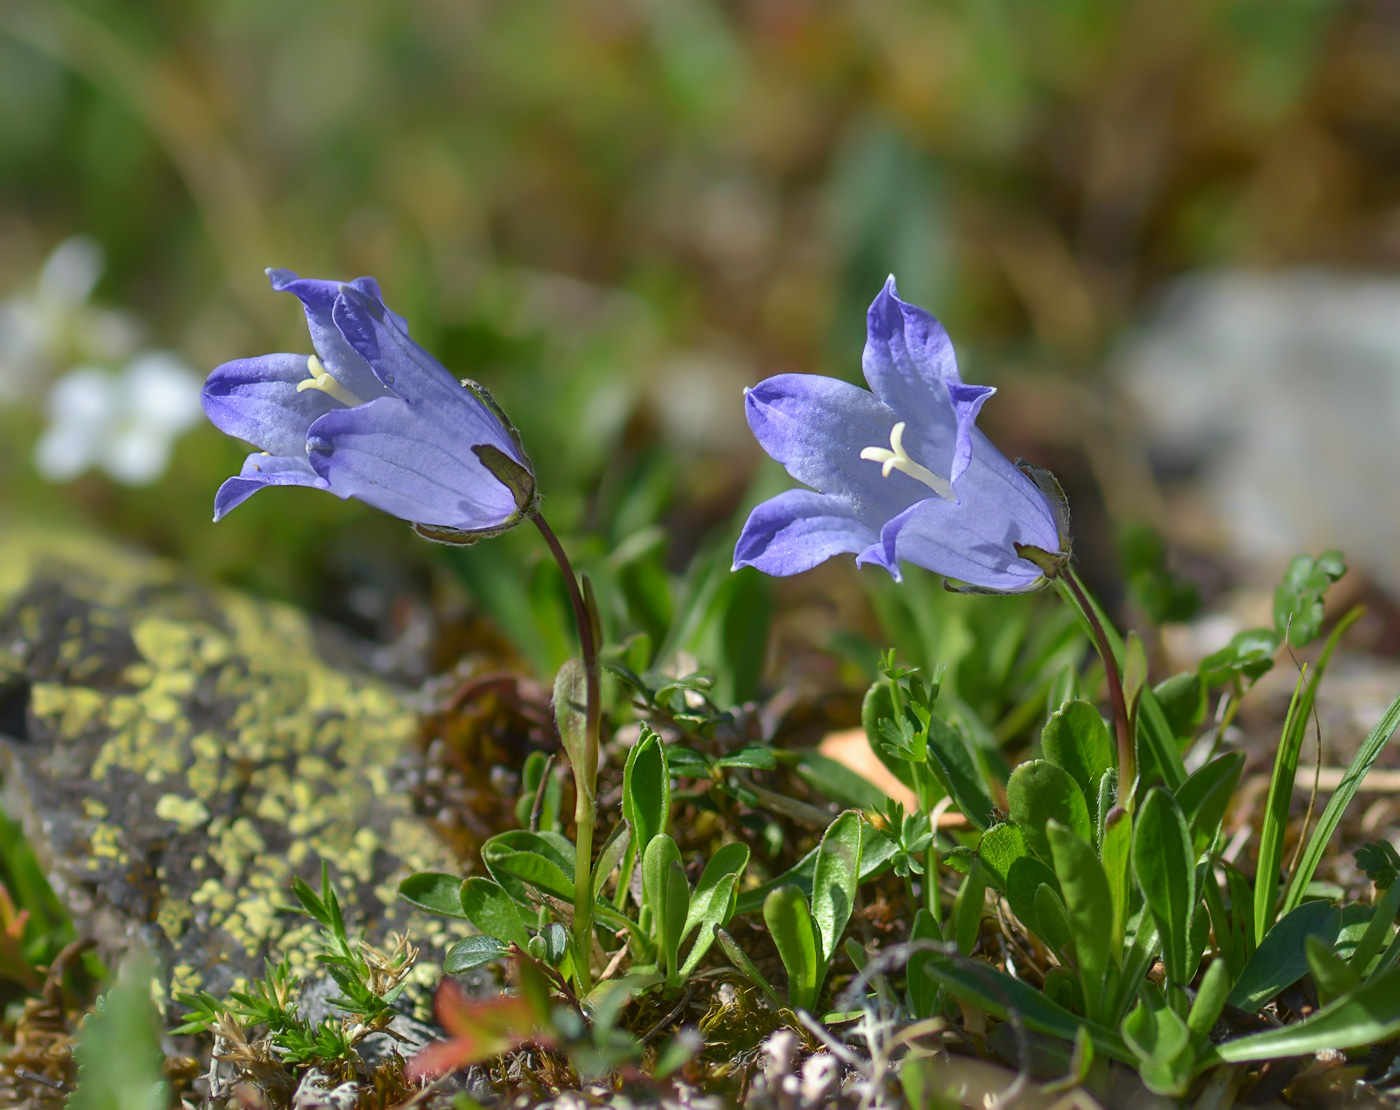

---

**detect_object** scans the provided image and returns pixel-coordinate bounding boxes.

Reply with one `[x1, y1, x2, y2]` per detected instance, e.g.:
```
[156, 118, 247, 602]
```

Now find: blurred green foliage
[1, 0, 1394, 674]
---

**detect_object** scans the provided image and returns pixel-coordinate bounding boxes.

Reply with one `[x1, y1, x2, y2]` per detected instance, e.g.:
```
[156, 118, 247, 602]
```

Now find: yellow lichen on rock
[0, 526, 464, 1001]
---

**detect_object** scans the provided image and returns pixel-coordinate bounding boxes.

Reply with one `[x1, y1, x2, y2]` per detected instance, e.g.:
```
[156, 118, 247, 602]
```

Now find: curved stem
[1056, 570, 1135, 807]
[533, 512, 600, 995]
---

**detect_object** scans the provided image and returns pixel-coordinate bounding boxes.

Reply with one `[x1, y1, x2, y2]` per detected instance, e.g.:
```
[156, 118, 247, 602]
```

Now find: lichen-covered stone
[0, 527, 465, 1004]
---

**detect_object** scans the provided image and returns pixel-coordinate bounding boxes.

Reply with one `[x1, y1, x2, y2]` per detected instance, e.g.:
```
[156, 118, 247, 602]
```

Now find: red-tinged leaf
[406, 982, 539, 1079]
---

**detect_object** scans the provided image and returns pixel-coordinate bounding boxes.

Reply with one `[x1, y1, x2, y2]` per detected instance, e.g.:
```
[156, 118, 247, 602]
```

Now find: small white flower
[0, 236, 141, 403]
[34, 352, 204, 486]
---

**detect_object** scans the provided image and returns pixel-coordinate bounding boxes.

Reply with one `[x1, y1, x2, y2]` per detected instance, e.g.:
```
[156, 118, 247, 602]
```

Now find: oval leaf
[1007, 760, 1092, 863]
[764, 885, 820, 1012]
[623, 727, 670, 857]
[444, 934, 512, 974]
[460, 877, 530, 948]
[1041, 700, 1113, 799]
[811, 811, 863, 966]
[398, 872, 470, 920]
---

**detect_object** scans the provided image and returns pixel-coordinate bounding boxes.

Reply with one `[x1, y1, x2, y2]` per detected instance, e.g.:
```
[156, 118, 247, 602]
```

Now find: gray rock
[1117, 271, 1400, 590]
[0, 527, 468, 1008]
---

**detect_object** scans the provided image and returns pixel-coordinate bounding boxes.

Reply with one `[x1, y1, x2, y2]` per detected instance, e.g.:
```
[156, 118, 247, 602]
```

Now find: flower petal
[331, 286, 523, 462]
[266, 269, 391, 402]
[744, 374, 922, 524]
[733, 489, 879, 576]
[866, 483, 1054, 591]
[946, 381, 995, 488]
[862, 275, 959, 410]
[202, 353, 339, 456]
[305, 395, 519, 530]
[213, 452, 328, 521]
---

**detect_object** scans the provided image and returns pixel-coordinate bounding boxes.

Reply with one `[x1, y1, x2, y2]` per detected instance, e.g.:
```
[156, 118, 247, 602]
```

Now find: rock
[0, 527, 467, 1006]
[1116, 271, 1400, 591]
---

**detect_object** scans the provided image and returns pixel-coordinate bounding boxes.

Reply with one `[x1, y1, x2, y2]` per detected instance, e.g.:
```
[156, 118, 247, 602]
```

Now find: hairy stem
[533, 512, 600, 995]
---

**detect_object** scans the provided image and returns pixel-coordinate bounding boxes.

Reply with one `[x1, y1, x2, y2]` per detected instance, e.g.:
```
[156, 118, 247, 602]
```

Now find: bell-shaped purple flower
[202, 270, 535, 538]
[733, 277, 1067, 592]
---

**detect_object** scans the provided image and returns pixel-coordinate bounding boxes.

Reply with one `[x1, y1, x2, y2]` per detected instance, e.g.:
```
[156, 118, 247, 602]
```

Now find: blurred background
[3, 0, 1400, 702]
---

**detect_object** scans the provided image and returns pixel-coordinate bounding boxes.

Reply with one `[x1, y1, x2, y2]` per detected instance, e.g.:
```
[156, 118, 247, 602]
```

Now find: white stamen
[860, 421, 954, 499]
[296, 355, 364, 407]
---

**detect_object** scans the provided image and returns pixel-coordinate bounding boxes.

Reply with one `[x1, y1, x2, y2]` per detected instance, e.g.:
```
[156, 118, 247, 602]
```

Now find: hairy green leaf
[1008, 759, 1092, 863]
[459, 877, 530, 948]
[1041, 700, 1113, 799]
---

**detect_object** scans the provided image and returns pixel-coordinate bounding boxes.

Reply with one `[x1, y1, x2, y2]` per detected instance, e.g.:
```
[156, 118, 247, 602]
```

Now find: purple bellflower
[203, 270, 535, 540]
[733, 278, 1067, 592]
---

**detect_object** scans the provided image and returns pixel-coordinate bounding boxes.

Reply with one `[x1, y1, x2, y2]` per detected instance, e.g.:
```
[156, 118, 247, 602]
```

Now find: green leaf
[1132, 788, 1198, 986]
[1273, 550, 1346, 648]
[1047, 820, 1114, 1021]
[1254, 669, 1312, 944]
[1174, 752, 1245, 856]
[1283, 678, 1400, 920]
[1134, 683, 1189, 790]
[459, 878, 530, 948]
[907, 909, 943, 1020]
[794, 751, 888, 809]
[976, 822, 1029, 893]
[1226, 899, 1340, 1012]
[1121, 994, 1192, 1097]
[481, 831, 577, 905]
[1187, 959, 1230, 1046]
[553, 658, 589, 784]
[1153, 673, 1207, 745]
[444, 934, 513, 974]
[715, 927, 780, 1004]
[70, 954, 167, 1110]
[1211, 965, 1400, 1063]
[715, 745, 778, 771]
[810, 811, 863, 966]
[1034, 882, 1074, 957]
[734, 835, 897, 917]
[860, 679, 917, 793]
[1349, 880, 1400, 975]
[591, 823, 631, 902]
[925, 956, 1132, 1064]
[643, 834, 689, 986]
[623, 727, 670, 857]
[1005, 856, 1062, 949]
[1355, 842, 1400, 889]
[1007, 760, 1093, 863]
[1041, 699, 1113, 799]
[1120, 522, 1200, 626]
[1199, 628, 1279, 687]
[1306, 933, 1360, 1006]
[1257, 607, 1362, 937]
[1100, 806, 1132, 958]
[764, 885, 821, 1012]
[924, 715, 995, 830]
[680, 842, 749, 977]
[397, 872, 471, 919]
[490, 850, 575, 903]
[952, 860, 987, 957]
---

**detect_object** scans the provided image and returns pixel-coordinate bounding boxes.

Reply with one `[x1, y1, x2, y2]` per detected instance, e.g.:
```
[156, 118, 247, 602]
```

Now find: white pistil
[860, 421, 954, 499]
[296, 355, 364, 407]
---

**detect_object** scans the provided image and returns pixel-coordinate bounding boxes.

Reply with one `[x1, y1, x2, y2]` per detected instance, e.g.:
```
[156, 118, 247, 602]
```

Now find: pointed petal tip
[266, 267, 298, 290]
